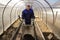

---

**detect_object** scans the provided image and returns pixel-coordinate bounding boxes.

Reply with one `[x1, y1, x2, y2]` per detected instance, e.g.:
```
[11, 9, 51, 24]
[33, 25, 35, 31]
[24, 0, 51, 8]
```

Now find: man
[22, 5, 35, 25]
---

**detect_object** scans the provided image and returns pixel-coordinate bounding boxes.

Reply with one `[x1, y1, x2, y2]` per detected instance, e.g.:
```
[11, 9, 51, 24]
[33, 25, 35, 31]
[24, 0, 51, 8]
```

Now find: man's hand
[22, 19, 25, 25]
[18, 15, 20, 19]
[31, 19, 34, 25]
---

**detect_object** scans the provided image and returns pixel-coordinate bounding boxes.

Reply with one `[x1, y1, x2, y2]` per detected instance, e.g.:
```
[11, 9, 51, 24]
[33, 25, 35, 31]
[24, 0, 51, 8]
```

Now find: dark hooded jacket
[22, 9, 35, 24]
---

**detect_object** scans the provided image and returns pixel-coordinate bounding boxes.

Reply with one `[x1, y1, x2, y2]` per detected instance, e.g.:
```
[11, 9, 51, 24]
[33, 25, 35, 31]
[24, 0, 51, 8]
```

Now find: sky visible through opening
[47, 0, 59, 4]
[0, 0, 59, 6]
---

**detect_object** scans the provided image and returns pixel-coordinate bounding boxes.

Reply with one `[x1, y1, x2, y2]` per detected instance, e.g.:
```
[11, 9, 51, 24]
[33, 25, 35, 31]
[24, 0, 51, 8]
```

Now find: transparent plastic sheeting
[0, 6, 4, 35]
[0, 0, 60, 39]
[0, 6, 18, 35]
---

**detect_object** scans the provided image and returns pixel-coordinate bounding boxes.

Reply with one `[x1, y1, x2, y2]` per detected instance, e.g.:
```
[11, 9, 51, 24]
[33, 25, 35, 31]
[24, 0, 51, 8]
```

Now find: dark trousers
[25, 19, 31, 25]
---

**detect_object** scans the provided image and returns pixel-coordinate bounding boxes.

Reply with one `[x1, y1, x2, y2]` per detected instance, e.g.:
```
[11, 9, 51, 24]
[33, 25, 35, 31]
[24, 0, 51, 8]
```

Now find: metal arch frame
[14, 8, 20, 20]
[10, 0, 48, 24]
[10, 2, 19, 23]
[17, 3, 42, 18]
[33, 5, 41, 18]
[44, 0, 55, 25]
[35, 1, 48, 26]
[10, 1, 43, 19]
[1, 0, 46, 32]
[33, 1, 46, 19]
[10, 1, 24, 23]
[13, 1, 39, 18]
[54, 11, 58, 24]
[10, 1, 47, 21]
[36, 1, 47, 18]
[2, 0, 54, 32]
[32, 4, 40, 18]
[2, 0, 12, 32]
[9, 1, 41, 23]
[15, 8, 19, 19]
[9, 1, 45, 23]
[34, 2, 43, 19]
[13, 8, 17, 20]
[32, 2, 43, 18]
[9, 1, 47, 24]
[2, 0, 24, 32]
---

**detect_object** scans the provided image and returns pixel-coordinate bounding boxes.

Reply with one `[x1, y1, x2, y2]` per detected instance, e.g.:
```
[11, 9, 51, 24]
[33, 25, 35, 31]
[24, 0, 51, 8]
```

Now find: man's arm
[22, 11, 25, 24]
[22, 11, 25, 19]
[31, 9, 35, 19]
[31, 9, 35, 25]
